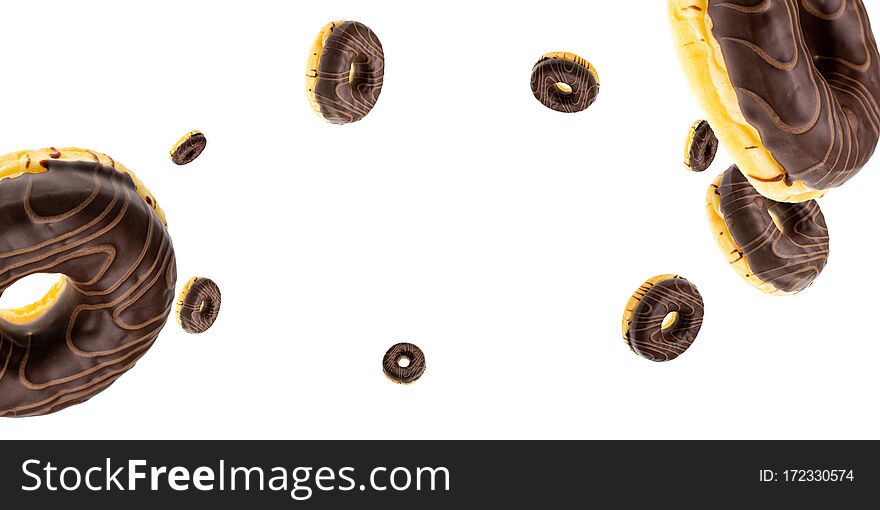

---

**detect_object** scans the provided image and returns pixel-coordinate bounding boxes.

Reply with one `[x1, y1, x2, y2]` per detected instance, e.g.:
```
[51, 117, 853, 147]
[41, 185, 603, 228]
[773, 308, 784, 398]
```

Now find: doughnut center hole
[555, 82, 573, 94]
[661, 312, 679, 330]
[198, 300, 208, 313]
[0, 273, 66, 324]
[397, 355, 411, 368]
[768, 210, 784, 234]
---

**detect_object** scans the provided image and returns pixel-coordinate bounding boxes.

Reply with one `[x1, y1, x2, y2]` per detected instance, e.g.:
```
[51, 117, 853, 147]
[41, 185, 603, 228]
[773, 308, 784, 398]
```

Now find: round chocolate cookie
[382, 343, 426, 384]
[707, 165, 830, 295]
[0, 148, 176, 417]
[669, 0, 880, 202]
[530, 51, 600, 113]
[306, 20, 384, 124]
[622, 275, 704, 362]
[170, 130, 207, 165]
[176, 277, 221, 334]
[684, 120, 718, 172]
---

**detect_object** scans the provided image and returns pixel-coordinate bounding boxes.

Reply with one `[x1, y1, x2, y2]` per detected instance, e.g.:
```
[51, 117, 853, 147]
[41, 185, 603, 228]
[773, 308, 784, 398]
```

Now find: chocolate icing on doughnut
[170, 130, 206, 166]
[530, 52, 600, 113]
[382, 342, 426, 384]
[622, 275, 704, 362]
[309, 21, 384, 124]
[685, 120, 719, 172]
[707, 0, 880, 192]
[710, 165, 829, 294]
[176, 277, 221, 334]
[0, 149, 176, 417]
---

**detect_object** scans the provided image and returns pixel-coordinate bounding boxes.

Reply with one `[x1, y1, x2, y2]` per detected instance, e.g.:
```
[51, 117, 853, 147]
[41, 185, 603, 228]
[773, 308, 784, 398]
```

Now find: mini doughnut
[176, 277, 221, 334]
[169, 130, 207, 165]
[0, 148, 176, 417]
[622, 275, 704, 362]
[707, 165, 830, 295]
[669, 0, 880, 202]
[306, 20, 385, 124]
[382, 342, 426, 384]
[684, 120, 718, 172]
[530, 52, 600, 113]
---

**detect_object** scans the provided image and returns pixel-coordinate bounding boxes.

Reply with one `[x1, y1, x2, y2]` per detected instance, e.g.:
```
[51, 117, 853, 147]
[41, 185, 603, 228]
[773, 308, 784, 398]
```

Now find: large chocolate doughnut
[669, 0, 880, 202]
[530, 52, 600, 113]
[622, 275, 705, 362]
[707, 165, 830, 294]
[306, 20, 385, 124]
[0, 148, 176, 417]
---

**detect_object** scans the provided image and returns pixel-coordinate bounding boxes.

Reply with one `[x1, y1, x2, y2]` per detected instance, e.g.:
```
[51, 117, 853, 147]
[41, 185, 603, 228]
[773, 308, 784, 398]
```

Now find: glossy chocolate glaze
[530, 56, 599, 113]
[624, 276, 704, 362]
[687, 120, 719, 172]
[170, 131, 207, 165]
[178, 278, 221, 334]
[717, 165, 829, 293]
[708, 0, 880, 190]
[315, 21, 384, 124]
[0, 159, 176, 417]
[382, 342, 426, 384]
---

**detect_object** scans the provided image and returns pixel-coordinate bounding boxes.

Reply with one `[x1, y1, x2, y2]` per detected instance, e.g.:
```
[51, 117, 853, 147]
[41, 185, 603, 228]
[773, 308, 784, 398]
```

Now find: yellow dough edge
[0, 148, 167, 226]
[175, 276, 199, 329]
[0, 276, 68, 325]
[306, 20, 346, 119]
[667, 0, 825, 203]
[169, 130, 203, 161]
[621, 274, 678, 342]
[706, 173, 791, 296]
[683, 119, 703, 171]
[541, 51, 600, 86]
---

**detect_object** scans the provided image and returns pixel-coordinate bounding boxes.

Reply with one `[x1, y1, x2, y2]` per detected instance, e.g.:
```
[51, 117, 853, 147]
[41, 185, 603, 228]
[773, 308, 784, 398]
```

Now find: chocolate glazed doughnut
[306, 21, 384, 124]
[0, 148, 176, 417]
[530, 52, 600, 113]
[622, 275, 705, 362]
[707, 165, 830, 294]
[669, 0, 880, 202]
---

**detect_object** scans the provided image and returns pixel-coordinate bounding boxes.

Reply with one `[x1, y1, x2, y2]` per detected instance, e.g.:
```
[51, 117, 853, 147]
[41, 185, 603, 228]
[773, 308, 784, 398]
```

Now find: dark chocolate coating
[171, 132, 207, 165]
[624, 277, 704, 362]
[717, 165, 829, 293]
[178, 278, 221, 334]
[0, 159, 176, 417]
[708, 0, 880, 190]
[530, 57, 599, 113]
[688, 120, 719, 172]
[315, 21, 384, 124]
[382, 342, 426, 384]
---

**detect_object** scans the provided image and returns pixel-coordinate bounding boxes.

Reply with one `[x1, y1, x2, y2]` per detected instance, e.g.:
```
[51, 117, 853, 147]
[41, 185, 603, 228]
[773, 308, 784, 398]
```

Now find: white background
[1, 0, 878, 440]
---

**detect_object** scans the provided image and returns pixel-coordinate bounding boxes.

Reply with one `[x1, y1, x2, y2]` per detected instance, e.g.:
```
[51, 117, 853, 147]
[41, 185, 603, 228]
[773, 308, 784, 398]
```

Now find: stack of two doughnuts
[670, 0, 880, 294]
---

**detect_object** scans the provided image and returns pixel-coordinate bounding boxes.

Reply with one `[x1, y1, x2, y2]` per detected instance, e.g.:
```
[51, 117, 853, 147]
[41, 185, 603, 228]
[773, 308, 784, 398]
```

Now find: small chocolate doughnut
[0, 148, 176, 417]
[169, 130, 207, 165]
[530, 51, 600, 113]
[306, 20, 384, 124]
[622, 275, 704, 362]
[382, 342, 426, 384]
[176, 277, 221, 334]
[684, 120, 718, 172]
[707, 165, 830, 295]
[669, 0, 880, 202]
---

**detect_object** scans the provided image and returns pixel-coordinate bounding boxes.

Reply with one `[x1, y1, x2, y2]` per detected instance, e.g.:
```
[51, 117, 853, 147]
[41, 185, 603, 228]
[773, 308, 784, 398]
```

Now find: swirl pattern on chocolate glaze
[176, 277, 221, 334]
[686, 120, 719, 172]
[708, 0, 880, 191]
[314, 21, 384, 124]
[530, 54, 599, 113]
[622, 276, 704, 362]
[0, 151, 176, 417]
[715, 165, 829, 293]
[382, 342, 426, 384]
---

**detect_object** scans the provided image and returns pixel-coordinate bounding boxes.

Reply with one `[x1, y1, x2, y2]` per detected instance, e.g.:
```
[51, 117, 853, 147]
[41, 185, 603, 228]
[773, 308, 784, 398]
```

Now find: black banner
[0, 441, 873, 507]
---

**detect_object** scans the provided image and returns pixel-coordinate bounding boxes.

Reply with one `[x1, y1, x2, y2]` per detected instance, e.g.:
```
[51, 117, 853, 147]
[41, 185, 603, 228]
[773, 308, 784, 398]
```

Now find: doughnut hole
[661, 311, 679, 331]
[555, 82, 573, 94]
[0, 273, 65, 325]
[396, 355, 411, 368]
[768, 209, 784, 234]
